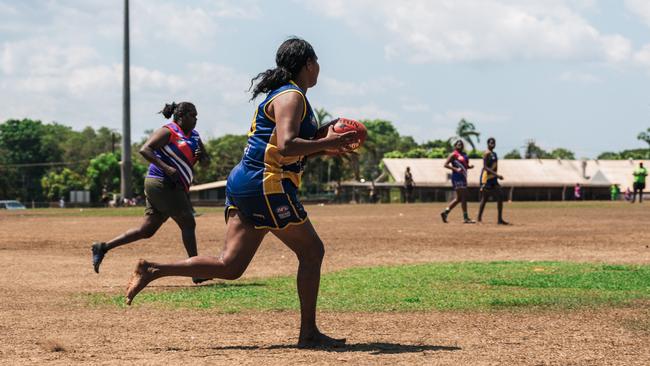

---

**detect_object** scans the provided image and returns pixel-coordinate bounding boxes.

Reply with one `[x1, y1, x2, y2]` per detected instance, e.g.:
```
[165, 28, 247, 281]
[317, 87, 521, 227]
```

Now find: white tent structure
[353, 158, 650, 202]
[382, 158, 649, 190]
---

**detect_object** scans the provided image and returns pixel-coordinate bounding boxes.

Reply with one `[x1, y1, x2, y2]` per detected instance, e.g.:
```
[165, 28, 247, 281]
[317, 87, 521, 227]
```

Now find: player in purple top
[441, 140, 475, 224]
[91, 102, 209, 283]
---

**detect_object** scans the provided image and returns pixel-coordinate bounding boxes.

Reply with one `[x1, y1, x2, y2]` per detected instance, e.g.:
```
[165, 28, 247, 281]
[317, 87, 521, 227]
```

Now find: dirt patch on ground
[1, 202, 649, 365]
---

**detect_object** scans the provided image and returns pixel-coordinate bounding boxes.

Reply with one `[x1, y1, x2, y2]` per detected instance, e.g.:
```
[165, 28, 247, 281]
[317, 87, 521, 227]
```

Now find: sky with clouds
[1, 0, 649, 157]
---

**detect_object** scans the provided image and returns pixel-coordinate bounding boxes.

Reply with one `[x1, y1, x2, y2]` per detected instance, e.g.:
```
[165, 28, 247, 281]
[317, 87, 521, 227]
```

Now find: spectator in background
[101, 186, 110, 207]
[631, 162, 647, 203]
[333, 182, 341, 204]
[369, 181, 378, 203]
[574, 183, 582, 200]
[610, 184, 620, 201]
[404, 166, 414, 203]
[624, 187, 632, 201]
[59, 197, 65, 208]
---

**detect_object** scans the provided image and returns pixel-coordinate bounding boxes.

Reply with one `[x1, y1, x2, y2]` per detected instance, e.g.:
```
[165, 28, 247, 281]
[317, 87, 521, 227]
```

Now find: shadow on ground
[205, 342, 461, 355]
[144, 282, 265, 289]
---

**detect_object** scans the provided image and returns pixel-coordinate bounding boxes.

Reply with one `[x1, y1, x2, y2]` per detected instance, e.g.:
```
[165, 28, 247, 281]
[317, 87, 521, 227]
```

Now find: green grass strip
[87, 261, 650, 312]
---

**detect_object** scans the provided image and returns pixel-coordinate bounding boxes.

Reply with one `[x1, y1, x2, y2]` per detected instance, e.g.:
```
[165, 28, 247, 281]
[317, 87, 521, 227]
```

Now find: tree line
[1, 116, 647, 202]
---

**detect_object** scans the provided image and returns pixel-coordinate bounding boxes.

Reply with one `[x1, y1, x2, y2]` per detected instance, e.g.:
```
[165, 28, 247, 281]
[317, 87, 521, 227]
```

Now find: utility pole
[120, 0, 132, 201]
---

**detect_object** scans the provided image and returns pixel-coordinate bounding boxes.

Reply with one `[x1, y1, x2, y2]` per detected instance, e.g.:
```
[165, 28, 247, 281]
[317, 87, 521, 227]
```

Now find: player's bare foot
[298, 330, 346, 349]
[125, 259, 156, 305]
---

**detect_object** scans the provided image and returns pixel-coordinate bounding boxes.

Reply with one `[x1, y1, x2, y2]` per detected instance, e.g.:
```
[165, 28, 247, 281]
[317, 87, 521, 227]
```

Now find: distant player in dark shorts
[441, 140, 475, 224]
[477, 137, 509, 225]
[90, 102, 209, 284]
[122, 38, 358, 348]
[631, 162, 647, 203]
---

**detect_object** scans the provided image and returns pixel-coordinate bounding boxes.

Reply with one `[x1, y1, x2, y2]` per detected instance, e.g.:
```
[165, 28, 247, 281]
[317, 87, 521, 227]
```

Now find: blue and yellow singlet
[227, 81, 318, 197]
[481, 150, 498, 184]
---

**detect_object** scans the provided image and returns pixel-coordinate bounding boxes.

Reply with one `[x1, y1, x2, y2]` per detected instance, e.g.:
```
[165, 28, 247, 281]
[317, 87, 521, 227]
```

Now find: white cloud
[0, 43, 14, 75]
[390, 109, 509, 142]
[401, 102, 430, 113]
[330, 103, 398, 121]
[600, 35, 633, 63]
[432, 110, 509, 125]
[625, 0, 650, 27]
[558, 71, 601, 83]
[130, 2, 218, 50]
[0, 1, 261, 137]
[634, 43, 650, 73]
[0, 1, 17, 15]
[300, 0, 633, 64]
[320, 75, 403, 96]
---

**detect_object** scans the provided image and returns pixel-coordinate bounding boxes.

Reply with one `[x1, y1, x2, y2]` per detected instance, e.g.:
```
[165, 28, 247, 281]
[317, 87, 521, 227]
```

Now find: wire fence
[16, 201, 144, 209]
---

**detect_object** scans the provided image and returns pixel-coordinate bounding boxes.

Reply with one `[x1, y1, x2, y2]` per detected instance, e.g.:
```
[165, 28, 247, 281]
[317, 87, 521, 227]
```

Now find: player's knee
[299, 240, 325, 264]
[140, 227, 157, 239]
[178, 215, 196, 230]
[222, 265, 246, 280]
[219, 254, 247, 280]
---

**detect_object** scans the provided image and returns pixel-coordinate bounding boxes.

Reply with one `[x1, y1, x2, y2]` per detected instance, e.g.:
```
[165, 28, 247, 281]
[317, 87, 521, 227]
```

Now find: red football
[316, 118, 367, 151]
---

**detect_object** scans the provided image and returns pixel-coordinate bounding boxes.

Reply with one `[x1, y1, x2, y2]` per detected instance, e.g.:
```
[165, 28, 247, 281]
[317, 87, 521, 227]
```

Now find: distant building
[339, 159, 650, 203]
[188, 159, 650, 205]
[189, 180, 227, 206]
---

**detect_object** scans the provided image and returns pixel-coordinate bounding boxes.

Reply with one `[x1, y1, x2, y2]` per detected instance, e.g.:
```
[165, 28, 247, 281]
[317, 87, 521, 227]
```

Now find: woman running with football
[440, 140, 475, 224]
[124, 38, 358, 348]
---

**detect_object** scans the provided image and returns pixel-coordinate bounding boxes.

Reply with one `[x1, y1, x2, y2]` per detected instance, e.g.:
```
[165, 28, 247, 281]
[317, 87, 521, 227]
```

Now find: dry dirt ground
[1, 202, 649, 365]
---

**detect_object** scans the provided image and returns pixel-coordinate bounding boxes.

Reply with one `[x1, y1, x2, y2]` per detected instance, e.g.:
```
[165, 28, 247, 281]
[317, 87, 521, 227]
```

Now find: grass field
[90, 261, 650, 312]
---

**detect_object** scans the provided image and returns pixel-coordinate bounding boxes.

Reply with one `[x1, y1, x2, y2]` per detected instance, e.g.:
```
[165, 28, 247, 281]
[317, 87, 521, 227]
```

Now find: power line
[0, 160, 90, 168]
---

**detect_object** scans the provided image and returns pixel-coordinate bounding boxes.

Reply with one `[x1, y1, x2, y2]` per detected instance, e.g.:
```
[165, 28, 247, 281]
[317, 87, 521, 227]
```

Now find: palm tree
[314, 107, 332, 127]
[450, 118, 480, 151]
[638, 128, 650, 148]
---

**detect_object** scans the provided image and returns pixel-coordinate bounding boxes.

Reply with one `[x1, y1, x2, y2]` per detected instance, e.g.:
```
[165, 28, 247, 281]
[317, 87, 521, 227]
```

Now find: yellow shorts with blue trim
[225, 181, 308, 230]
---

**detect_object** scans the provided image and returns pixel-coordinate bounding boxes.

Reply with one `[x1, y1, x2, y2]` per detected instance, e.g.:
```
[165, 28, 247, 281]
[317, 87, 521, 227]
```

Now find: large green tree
[85, 152, 146, 199]
[504, 149, 522, 159]
[0, 119, 64, 201]
[0, 144, 14, 199]
[360, 119, 417, 180]
[85, 153, 121, 199]
[59, 126, 118, 174]
[421, 139, 452, 152]
[550, 148, 575, 160]
[598, 149, 650, 160]
[194, 134, 248, 183]
[524, 140, 551, 159]
[41, 168, 85, 201]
